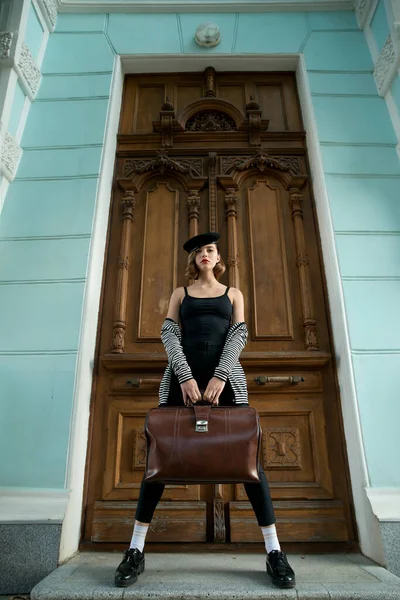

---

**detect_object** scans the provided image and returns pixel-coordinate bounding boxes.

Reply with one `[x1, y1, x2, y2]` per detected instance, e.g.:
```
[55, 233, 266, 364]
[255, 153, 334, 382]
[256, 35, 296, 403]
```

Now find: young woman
[114, 232, 296, 589]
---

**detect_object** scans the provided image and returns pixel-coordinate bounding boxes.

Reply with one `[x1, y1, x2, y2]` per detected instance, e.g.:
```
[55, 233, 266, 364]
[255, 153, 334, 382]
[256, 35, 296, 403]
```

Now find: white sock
[261, 524, 281, 554]
[129, 523, 149, 552]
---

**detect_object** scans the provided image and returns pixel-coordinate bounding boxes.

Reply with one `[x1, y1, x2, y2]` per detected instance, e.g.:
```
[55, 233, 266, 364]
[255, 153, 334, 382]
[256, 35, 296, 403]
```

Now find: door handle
[126, 377, 162, 387]
[253, 375, 304, 385]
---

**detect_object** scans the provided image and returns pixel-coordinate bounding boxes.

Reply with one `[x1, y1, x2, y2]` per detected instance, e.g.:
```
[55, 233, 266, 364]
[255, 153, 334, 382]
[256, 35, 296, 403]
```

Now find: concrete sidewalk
[31, 552, 400, 600]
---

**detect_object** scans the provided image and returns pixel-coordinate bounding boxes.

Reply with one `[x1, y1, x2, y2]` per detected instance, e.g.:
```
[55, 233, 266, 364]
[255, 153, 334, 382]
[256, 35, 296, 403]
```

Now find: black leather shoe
[266, 550, 296, 588]
[114, 548, 145, 587]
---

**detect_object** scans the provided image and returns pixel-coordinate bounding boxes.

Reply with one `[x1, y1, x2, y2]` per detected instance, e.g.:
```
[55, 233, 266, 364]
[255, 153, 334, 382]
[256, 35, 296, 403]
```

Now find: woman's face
[195, 244, 220, 272]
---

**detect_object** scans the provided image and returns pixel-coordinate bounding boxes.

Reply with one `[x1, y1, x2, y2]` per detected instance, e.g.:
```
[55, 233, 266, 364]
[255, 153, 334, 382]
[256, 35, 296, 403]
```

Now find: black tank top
[180, 286, 233, 343]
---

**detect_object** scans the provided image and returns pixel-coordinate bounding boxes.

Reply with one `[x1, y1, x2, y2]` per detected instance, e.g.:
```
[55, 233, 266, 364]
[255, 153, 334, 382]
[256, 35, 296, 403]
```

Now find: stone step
[31, 552, 400, 600]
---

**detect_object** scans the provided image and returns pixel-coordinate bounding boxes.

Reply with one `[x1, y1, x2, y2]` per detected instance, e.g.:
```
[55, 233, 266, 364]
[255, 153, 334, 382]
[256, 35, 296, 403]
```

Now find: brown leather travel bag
[144, 403, 261, 484]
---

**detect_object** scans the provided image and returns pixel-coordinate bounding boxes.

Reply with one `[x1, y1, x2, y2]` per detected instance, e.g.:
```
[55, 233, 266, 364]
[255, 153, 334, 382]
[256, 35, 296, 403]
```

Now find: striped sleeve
[160, 318, 193, 384]
[214, 321, 248, 382]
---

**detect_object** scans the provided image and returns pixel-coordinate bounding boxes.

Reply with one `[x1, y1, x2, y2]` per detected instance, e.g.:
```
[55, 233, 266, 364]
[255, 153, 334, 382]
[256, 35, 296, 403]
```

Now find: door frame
[58, 53, 382, 566]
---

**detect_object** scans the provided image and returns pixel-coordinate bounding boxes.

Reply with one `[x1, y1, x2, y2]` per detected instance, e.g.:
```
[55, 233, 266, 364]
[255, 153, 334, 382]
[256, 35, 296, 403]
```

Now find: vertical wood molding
[208, 152, 218, 232]
[213, 498, 226, 542]
[289, 187, 319, 351]
[187, 189, 200, 238]
[111, 190, 135, 353]
[224, 188, 240, 288]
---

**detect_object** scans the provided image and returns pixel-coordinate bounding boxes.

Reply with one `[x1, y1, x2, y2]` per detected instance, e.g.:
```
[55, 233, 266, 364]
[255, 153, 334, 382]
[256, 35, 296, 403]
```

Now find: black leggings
[135, 339, 276, 527]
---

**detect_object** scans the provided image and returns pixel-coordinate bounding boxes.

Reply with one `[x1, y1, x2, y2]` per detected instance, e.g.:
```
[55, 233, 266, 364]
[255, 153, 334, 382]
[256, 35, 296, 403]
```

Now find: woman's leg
[244, 464, 295, 588]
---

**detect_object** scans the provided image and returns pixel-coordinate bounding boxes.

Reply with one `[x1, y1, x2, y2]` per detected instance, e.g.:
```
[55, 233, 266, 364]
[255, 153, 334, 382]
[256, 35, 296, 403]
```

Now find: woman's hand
[203, 377, 225, 405]
[180, 379, 202, 406]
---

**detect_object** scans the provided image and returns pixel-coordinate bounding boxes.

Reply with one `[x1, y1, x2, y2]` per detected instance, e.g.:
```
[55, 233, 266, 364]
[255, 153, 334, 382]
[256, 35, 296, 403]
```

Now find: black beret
[183, 232, 220, 253]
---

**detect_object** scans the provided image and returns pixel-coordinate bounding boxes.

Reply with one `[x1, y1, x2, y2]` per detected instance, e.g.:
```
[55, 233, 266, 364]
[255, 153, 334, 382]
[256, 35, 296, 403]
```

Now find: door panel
[83, 70, 356, 548]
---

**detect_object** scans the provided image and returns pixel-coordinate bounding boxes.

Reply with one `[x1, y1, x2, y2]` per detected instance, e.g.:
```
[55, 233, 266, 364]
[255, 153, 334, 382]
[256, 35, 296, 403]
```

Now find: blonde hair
[185, 245, 226, 281]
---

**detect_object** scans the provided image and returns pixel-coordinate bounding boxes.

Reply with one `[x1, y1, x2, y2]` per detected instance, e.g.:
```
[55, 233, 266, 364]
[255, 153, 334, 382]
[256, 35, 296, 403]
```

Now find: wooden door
[83, 70, 356, 548]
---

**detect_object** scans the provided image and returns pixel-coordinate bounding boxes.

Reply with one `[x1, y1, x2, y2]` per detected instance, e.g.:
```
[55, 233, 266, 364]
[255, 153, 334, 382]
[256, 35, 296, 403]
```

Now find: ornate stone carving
[121, 191, 136, 220]
[205, 66, 217, 97]
[186, 111, 236, 132]
[263, 428, 302, 469]
[354, 0, 373, 28]
[0, 132, 22, 180]
[124, 151, 203, 178]
[0, 32, 13, 58]
[18, 43, 40, 96]
[374, 34, 397, 95]
[42, 0, 58, 27]
[133, 430, 147, 470]
[221, 152, 300, 176]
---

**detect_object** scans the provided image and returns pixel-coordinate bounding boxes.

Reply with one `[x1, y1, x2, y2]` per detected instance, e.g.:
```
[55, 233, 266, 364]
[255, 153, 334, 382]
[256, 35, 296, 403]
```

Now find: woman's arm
[165, 287, 184, 324]
[231, 288, 245, 324]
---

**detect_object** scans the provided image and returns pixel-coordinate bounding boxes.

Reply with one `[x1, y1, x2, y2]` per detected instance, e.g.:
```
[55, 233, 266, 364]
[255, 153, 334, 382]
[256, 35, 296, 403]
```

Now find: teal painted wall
[1, 9, 399, 491]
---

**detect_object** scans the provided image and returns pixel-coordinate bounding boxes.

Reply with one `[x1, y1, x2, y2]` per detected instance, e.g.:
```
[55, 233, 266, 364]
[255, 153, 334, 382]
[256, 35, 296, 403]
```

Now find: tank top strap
[225, 286, 230, 295]
[184, 286, 188, 296]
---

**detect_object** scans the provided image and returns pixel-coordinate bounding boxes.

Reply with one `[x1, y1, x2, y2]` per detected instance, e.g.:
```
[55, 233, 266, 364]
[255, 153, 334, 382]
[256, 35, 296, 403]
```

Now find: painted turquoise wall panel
[326, 176, 400, 232]
[304, 32, 372, 71]
[390, 75, 400, 114]
[370, 0, 389, 54]
[343, 280, 400, 349]
[37, 74, 112, 100]
[24, 2, 44, 60]
[22, 99, 109, 147]
[8, 83, 25, 138]
[0, 238, 90, 281]
[352, 353, 400, 486]
[308, 10, 358, 30]
[180, 14, 236, 54]
[41, 33, 114, 74]
[235, 13, 308, 53]
[0, 354, 76, 488]
[308, 72, 377, 96]
[0, 283, 84, 351]
[17, 147, 102, 179]
[55, 13, 106, 32]
[107, 14, 181, 54]
[336, 234, 400, 276]
[312, 97, 397, 144]
[321, 145, 400, 175]
[0, 179, 98, 238]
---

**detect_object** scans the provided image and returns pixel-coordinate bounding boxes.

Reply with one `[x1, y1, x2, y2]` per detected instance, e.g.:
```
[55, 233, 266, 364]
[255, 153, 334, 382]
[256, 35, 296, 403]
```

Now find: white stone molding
[354, 0, 374, 28]
[389, 0, 400, 34]
[57, 0, 353, 13]
[0, 131, 22, 181]
[374, 34, 399, 95]
[366, 488, 400, 521]
[17, 42, 41, 98]
[0, 489, 69, 522]
[0, 31, 13, 58]
[36, 0, 57, 32]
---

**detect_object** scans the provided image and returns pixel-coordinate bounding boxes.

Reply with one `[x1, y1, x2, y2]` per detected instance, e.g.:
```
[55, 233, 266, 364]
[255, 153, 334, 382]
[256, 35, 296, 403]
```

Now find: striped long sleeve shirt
[158, 318, 249, 405]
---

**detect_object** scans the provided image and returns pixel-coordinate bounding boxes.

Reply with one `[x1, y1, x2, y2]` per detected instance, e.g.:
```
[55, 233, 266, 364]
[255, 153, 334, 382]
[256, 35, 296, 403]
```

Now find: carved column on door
[187, 189, 200, 238]
[289, 187, 319, 350]
[224, 188, 240, 288]
[111, 191, 136, 353]
[209, 152, 218, 232]
[213, 484, 226, 542]
[205, 66, 217, 97]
